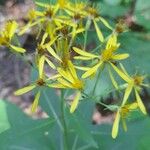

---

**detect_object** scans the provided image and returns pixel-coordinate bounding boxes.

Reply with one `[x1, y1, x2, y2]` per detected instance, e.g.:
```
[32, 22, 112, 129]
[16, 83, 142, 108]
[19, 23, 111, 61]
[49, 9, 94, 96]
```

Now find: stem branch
[43, 91, 63, 131]
[61, 90, 68, 150]
[92, 65, 104, 95]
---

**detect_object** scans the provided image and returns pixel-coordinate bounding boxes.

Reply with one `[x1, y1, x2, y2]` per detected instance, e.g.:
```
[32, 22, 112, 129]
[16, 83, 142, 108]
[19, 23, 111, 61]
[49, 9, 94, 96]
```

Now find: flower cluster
[0, 0, 149, 139]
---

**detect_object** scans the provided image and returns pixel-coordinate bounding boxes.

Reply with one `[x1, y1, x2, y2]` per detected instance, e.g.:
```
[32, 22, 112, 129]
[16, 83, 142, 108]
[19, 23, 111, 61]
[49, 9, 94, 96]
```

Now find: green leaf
[120, 32, 150, 74]
[135, 0, 150, 30]
[90, 114, 150, 150]
[31, 69, 63, 149]
[66, 100, 98, 149]
[100, 2, 129, 18]
[104, 0, 122, 6]
[0, 100, 56, 150]
[0, 100, 11, 133]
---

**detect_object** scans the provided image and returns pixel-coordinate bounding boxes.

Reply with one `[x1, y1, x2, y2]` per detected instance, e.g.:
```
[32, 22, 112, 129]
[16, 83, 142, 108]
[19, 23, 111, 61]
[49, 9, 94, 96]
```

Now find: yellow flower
[0, 21, 26, 53]
[36, 33, 62, 78]
[70, 91, 81, 113]
[73, 33, 129, 78]
[53, 38, 72, 69]
[115, 19, 128, 34]
[85, 5, 112, 42]
[58, 0, 69, 9]
[56, 61, 84, 113]
[20, 2, 61, 37]
[55, 1, 86, 38]
[57, 25, 84, 40]
[57, 61, 84, 90]
[14, 73, 59, 112]
[19, 9, 44, 35]
[55, 16, 84, 40]
[20, 1, 85, 40]
[35, 2, 60, 22]
[111, 63, 147, 114]
[112, 102, 138, 139]
[66, 1, 87, 17]
[14, 78, 45, 112]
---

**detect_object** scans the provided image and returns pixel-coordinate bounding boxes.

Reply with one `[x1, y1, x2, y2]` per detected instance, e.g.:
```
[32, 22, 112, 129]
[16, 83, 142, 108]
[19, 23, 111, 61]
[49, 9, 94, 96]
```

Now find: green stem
[92, 65, 104, 95]
[43, 91, 63, 131]
[83, 19, 91, 50]
[60, 90, 68, 150]
[68, 35, 74, 51]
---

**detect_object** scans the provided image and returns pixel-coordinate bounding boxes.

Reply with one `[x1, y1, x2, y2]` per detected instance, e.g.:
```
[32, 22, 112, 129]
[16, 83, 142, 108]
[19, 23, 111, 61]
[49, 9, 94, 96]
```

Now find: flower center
[86, 7, 99, 18]
[133, 76, 144, 86]
[73, 79, 84, 90]
[37, 44, 46, 55]
[36, 78, 45, 86]
[120, 107, 129, 118]
[45, 8, 54, 18]
[73, 13, 82, 21]
[101, 49, 113, 62]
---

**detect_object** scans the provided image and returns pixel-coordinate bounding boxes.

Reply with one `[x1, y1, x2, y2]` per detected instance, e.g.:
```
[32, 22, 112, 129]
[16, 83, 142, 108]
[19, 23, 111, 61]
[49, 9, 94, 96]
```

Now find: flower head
[14, 71, 59, 112]
[73, 34, 129, 78]
[56, 61, 84, 113]
[85, 5, 112, 42]
[57, 61, 84, 90]
[14, 77, 45, 112]
[0, 21, 25, 53]
[112, 102, 138, 139]
[111, 63, 147, 114]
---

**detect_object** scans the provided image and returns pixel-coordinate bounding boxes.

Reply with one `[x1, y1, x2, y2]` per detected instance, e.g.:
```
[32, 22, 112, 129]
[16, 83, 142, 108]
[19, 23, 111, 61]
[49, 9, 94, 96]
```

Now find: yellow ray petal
[39, 55, 45, 78]
[74, 56, 94, 60]
[46, 46, 62, 62]
[10, 45, 26, 53]
[45, 57, 56, 69]
[35, 2, 49, 8]
[41, 33, 48, 45]
[121, 118, 127, 132]
[108, 68, 119, 90]
[53, 4, 59, 15]
[119, 63, 129, 77]
[68, 61, 78, 79]
[134, 89, 147, 115]
[14, 84, 36, 95]
[112, 54, 129, 60]
[19, 19, 44, 35]
[64, 9, 74, 16]
[72, 27, 77, 39]
[7, 21, 18, 39]
[57, 68, 74, 83]
[75, 66, 91, 71]
[58, 0, 68, 8]
[73, 47, 98, 58]
[82, 61, 103, 79]
[57, 78, 73, 88]
[19, 22, 32, 35]
[31, 91, 41, 113]
[112, 111, 120, 139]
[110, 63, 131, 83]
[74, 28, 85, 34]
[47, 74, 61, 81]
[99, 17, 113, 30]
[106, 34, 117, 49]
[93, 20, 104, 42]
[70, 91, 81, 113]
[46, 36, 58, 46]
[127, 102, 138, 110]
[47, 83, 66, 88]
[122, 83, 133, 106]
[55, 18, 76, 27]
